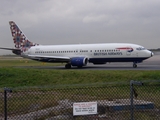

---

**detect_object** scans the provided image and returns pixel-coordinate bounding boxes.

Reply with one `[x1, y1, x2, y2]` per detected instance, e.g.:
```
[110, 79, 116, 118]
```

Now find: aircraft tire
[65, 63, 71, 69]
[133, 63, 137, 68]
[77, 66, 82, 68]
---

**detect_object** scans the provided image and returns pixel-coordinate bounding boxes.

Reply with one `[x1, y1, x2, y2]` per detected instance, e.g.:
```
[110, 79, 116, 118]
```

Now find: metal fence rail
[0, 80, 160, 120]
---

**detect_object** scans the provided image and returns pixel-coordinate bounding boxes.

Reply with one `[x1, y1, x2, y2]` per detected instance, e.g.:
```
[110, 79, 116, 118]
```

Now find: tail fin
[9, 21, 39, 52]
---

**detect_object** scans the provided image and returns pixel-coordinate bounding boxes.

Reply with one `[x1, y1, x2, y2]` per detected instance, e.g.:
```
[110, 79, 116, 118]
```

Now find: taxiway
[16, 53, 160, 70]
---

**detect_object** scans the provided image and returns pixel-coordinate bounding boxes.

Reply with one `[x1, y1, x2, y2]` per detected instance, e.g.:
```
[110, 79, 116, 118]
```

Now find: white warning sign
[73, 102, 97, 116]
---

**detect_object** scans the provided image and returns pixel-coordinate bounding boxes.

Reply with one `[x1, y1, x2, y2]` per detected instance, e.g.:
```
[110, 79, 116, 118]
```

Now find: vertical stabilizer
[9, 21, 39, 52]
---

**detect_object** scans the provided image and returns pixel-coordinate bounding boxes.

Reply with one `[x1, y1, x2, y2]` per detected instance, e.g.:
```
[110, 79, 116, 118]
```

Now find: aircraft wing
[28, 55, 70, 62]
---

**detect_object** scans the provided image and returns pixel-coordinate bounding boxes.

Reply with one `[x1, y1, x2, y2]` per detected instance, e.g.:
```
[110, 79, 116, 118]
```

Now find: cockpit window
[136, 47, 146, 50]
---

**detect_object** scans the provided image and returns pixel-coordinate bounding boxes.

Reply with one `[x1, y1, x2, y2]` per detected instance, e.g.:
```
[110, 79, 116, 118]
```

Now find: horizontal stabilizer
[0, 47, 20, 51]
[0, 47, 21, 55]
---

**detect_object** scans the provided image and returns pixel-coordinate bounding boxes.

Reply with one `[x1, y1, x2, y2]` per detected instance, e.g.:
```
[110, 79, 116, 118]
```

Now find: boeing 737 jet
[0, 21, 154, 68]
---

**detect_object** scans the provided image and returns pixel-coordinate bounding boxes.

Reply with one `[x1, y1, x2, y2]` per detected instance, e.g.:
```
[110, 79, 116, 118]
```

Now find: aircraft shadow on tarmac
[15, 65, 156, 70]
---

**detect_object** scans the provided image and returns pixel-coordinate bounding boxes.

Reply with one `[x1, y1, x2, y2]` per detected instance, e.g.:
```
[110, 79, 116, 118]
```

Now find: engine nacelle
[71, 57, 88, 67]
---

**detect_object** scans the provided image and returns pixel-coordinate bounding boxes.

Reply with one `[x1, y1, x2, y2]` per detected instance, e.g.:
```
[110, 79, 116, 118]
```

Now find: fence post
[130, 80, 143, 120]
[4, 88, 12, 120]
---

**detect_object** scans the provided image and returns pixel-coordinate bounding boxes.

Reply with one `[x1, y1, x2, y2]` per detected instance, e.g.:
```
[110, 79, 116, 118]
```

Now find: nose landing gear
[133, 62, 137, 68]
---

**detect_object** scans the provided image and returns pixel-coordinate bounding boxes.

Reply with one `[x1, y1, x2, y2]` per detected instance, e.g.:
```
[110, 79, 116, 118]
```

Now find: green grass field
[0, 58, 160, 88]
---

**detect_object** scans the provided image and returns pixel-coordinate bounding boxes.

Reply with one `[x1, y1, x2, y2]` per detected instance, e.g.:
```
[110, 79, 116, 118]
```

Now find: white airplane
[0, 21, 154, 68]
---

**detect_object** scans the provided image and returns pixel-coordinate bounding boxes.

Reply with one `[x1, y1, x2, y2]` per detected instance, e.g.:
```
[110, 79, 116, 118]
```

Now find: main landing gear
[65, 63, 71, 69]
[65, 64, 83, 69]
[133, 62, 137, 68]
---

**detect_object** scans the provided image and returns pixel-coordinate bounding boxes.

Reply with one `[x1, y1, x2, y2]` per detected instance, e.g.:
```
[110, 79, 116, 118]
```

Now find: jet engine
[71, 57, 88, 67]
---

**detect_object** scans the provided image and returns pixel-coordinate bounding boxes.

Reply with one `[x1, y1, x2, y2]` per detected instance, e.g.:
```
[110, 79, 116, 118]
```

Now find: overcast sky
[0, 0, 160, 55]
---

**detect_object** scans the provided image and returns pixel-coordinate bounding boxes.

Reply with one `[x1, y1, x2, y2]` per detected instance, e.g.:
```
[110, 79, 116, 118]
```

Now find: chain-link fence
[0, 80, 160, 120]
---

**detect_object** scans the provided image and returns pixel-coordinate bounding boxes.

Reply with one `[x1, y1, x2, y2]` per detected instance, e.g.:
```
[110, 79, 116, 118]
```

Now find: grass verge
[0, 67, 160, 88]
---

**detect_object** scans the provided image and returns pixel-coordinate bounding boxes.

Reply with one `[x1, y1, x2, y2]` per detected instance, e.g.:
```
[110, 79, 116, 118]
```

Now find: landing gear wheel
[77, 66, 82, 68]
[65, 63, 71, 69]
[133, 63, 137, 68]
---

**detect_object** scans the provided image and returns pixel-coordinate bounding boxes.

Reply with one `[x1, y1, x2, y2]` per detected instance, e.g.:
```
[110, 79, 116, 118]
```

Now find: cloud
[83, 14, 107, 23]
[1, 0, 160, 54]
